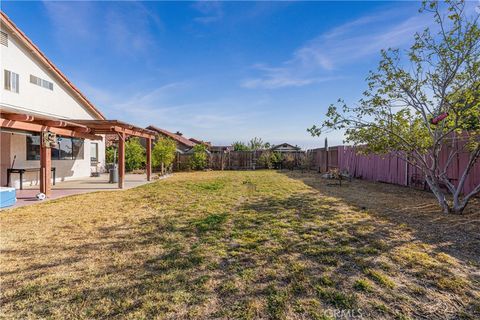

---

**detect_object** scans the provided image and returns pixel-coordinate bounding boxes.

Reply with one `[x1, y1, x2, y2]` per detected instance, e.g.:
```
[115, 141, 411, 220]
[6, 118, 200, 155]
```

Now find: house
[209, 145, 233, 154]
[189, 137, 211, 147]
[0, 12, 155, 196]
[270, 143, 302, 153]
[146, 126, 198, 153]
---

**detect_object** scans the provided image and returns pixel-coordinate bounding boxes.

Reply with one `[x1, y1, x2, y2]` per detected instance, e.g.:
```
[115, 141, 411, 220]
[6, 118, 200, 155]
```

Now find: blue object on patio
[0, 187, 16, 208]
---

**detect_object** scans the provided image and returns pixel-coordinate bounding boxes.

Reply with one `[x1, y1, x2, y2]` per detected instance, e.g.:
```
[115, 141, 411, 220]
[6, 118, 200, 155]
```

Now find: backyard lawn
[1, 171, 479, 319]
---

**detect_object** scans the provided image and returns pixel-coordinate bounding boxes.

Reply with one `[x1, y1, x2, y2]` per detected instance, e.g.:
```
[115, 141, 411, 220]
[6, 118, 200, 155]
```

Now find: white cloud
[80, 81, 255, 138]
[242, 5, 433, 89]
[42, 1, 96, 41]
[42, 1, 162, 56]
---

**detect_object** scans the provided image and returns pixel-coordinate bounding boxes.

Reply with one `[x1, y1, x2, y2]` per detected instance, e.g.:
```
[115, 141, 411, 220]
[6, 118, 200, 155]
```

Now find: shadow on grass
[2, 172, 479, 319]
[280, 170, 480, 265]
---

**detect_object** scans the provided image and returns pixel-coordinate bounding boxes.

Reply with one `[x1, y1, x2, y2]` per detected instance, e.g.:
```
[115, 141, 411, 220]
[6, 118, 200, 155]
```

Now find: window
[54, 137, 73, 160]
[90, 143, 98, 165]
[72, 138, 84, 160]
[26, 134, 84, 160]
[26, 135, 41, 160]
[30, 74, 53, 90]
[0, 31, 7, 47]
[4, 70, 19, 93]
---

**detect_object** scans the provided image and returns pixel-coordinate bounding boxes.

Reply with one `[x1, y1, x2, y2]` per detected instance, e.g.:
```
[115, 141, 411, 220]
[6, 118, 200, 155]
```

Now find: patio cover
[0, 109, 156, 196]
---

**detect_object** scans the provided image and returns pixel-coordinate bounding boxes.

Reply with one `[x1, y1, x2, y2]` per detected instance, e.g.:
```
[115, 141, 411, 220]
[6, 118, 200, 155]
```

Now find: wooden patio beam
[146, 138, 152, 181]
[0, 118, 102, 141]
[118, 132, 125, 189]
[40, 120, 68, 127]
[2, 113, 35, 122]
[39, 134, 52, 197]
[71, 126, 91, 133]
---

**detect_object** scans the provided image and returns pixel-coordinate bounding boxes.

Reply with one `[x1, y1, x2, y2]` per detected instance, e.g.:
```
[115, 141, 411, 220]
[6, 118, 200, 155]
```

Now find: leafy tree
[257, 151, 283, 169]
[232, 141, 250, 151]
[309, 0, 479, 214]
[190, 144, 208, 170]
[271, 152, 283, 169]
[249, 137, 266, 150]
[125, 137, 145, 172]
[258, 151, 274, 169]
[105, 145, 116, 164]
[152, 137, 176, 172]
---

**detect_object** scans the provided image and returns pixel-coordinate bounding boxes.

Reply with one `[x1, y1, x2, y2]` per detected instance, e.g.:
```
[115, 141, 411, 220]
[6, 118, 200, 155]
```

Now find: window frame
[4, 70, 19, 93]
[90, 142, 99, 165]
[26, 134, 85, 161]
[30, 74, 53, 91]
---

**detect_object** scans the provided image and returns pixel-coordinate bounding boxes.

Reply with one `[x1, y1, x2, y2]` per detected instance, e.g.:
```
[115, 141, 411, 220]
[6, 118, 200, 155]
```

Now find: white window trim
[4, 70, 19, 93]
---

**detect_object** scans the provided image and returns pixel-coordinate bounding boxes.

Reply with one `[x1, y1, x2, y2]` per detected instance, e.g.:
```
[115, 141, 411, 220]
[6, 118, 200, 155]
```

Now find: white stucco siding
[0, 28, 96, 120]
[0, 27, 107, 188]
[6, 134, 106, 188]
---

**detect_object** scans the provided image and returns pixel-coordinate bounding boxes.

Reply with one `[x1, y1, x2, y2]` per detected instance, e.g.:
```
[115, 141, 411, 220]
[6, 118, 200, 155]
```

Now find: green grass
[192, 213, 228, 232]
[0, 171, 478, 319]
[354, 278, 374, 292]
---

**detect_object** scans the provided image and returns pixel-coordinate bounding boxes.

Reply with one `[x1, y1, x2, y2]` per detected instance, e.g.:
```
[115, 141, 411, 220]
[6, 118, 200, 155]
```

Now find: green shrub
[105, 145, 116, 164]
[190, 144, 208, 170]
[283, 153, 295, 170]
[232, 141, 250, 151]
[152, 137, 176, 171]
[258, 151, 274, 169]
[125, 137, 145, 172]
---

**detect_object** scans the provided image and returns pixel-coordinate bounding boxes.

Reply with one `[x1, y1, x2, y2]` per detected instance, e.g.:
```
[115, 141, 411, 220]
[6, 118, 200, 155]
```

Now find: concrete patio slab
[2, 173, 160, 210]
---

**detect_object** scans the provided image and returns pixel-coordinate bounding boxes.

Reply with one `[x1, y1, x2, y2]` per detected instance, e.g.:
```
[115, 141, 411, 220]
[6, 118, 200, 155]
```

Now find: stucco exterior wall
[0, 28, 97, 119]
[0, 26, 106, 188]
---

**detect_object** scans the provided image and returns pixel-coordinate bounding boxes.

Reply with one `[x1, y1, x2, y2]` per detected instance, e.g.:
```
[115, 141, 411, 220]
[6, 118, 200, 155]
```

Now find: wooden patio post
[118, 132, 125, 189]
[146, 138, 152, 181]
[40, 132, 52, 197]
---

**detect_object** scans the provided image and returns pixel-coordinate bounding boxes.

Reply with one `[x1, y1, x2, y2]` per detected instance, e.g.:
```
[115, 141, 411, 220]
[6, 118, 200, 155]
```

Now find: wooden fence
[308, 144, 480, 195]
[175, 151, 306, 171]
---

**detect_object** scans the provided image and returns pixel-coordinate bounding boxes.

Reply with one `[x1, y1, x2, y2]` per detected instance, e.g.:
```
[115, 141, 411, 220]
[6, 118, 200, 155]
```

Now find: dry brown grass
[1, 170, 479, 319]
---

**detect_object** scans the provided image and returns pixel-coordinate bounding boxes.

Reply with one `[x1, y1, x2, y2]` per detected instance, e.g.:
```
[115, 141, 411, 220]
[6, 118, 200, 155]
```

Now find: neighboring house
[189, 137, 211, 147]
[271, 143, 302, 153]
[210, 145, 233, 154]
[0, 12, 106, 188]
[146, 126, 198, 153]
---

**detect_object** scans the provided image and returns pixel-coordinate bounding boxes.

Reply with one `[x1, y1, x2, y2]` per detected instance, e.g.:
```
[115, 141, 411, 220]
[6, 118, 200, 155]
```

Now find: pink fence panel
[334, 145, 479, 195]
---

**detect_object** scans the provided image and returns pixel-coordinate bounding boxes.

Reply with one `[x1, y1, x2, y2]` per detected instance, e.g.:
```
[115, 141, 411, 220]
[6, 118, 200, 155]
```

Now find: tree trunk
[425, 176, 451, 214]
[425, 176, 467, 214]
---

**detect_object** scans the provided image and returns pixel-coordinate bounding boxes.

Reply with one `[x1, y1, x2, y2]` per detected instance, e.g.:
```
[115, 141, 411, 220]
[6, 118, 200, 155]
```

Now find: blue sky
[3, 1, 445, 148]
